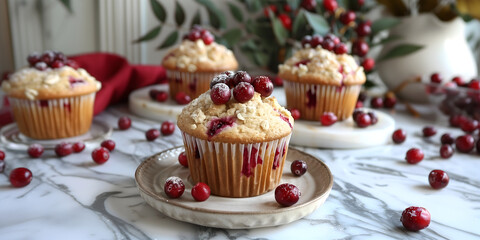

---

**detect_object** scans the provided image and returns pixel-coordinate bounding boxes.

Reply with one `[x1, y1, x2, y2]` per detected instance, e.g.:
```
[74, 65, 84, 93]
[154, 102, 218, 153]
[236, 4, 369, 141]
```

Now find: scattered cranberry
[27, 52, 41, 66]
[191, 182, 211, 201]
[146, 128, 160, 141]
[370, 97, 383, 108]
[72, 142, 86, 153]
[275, 183, 301, 207]
[283, 4, 292, 12]
[301, 0, 317, 11]
[455, 135, 474, 153]
[320, 112, 338, 126]
[118, 116, 132, 130]
[164, 176, 185, 198]
[368, 112, 378, 125]
[355, 112, 371, 128]
[325, 34, 340, 45]
[91, 147, 110, 164]
[430, 73, 442, 84]
[440, 133, 455, 145]
[291, 160, 307, 176]
[322, 0, 338, 12]
[252, 76, 274, 97]
[175, 92, 191, 105]
[356, 22, 371, 37]
[439, 144, 454, 159]
[384, 95, 397, 108]
[178, 152, 188, 167]
[278, 14, 292, 30]
[161, 121, 175, 136]
[449, 115, 468, 127]
[272, 76, 283, 86]
[352, 108, 363, 120]
[355, 101, 364, 108]
[460, 119, 478, 133]
[469, 79, 480, 90]
[233, 82, 255, 103]
[290, 108, 301, 120]
[27, 144, 44, 158]
[361, 58, 375, 72]
[55, 142, 73, 157]
[340, 11, 356, 25]
[0, 150, 4, 160]
[429, 169, 449, 189]
[9, 167, 33, 188]
[405, 148, 424, 164]
[452, 76, 465, 86]
[334, 43, 348, 55]
[155, 91, 168, 102]
[392, 129, 406, 144]
[351, 40, 369, 57]
[101, 140, 116, 152]
[210, 83, 231, 105]
[400, 206, 431, 231]
[422, 126, 437, 137]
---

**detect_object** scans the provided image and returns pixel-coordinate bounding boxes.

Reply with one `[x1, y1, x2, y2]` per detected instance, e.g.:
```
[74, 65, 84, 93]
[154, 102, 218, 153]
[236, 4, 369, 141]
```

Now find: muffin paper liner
[166, 70, 225, 100]
[284, 80, 361, 121]
[8, 93, 95, 139]
[181, 132, 292, 198]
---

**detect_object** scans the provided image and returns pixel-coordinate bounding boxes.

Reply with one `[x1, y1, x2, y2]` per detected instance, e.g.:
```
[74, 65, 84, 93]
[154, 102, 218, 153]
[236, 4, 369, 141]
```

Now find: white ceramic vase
[377, 14, 478, 103]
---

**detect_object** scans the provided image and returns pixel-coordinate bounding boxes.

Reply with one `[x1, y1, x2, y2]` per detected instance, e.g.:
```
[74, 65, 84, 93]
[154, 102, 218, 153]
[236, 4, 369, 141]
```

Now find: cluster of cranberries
[352, 108, 378, 128]
[27, 50, 79, 71]
[356, 92, 397, 110]
[148, 89, 190, 105]
[163, 176, 211, 202]
[182, 25, 214, 45]
[209, 71, 274, 105]
[145, 121, 175, 141]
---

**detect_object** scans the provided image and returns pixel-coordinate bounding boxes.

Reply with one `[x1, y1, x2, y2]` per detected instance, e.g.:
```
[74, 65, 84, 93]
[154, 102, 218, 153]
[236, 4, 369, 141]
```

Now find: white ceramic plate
[128, 84, 183, 122]
[135, 146, 333, 229]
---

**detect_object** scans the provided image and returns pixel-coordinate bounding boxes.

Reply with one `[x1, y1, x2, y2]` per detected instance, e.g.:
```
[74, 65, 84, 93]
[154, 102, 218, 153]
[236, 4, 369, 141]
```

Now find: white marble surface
[1, 104, 480, 240]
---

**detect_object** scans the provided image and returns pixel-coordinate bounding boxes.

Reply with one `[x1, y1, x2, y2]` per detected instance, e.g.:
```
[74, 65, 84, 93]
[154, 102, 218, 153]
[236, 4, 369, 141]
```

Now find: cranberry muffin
[1, 51, 101, 139]
[279, 34, 366, 121]
[162, 26, 238, 101]
[177, 71, 293, 198]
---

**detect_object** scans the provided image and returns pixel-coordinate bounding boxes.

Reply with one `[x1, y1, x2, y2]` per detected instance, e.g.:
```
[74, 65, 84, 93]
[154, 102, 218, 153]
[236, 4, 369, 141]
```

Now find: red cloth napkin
[0, 53, 167, 127]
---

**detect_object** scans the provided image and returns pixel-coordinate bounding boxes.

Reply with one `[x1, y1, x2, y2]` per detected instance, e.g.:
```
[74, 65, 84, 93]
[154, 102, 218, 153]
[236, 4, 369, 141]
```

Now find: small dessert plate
[128, 84, 183, 122]
[0, 120, 112, 151]
[135, 146, 333, 229]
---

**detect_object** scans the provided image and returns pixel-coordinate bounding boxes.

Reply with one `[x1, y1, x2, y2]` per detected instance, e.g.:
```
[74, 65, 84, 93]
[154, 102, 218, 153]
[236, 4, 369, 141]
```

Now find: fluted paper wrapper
[284, 80, 361, 121]
[8, 93, 95, 139]
[167, 70, 225, 100]
[181, 132, 292, 198]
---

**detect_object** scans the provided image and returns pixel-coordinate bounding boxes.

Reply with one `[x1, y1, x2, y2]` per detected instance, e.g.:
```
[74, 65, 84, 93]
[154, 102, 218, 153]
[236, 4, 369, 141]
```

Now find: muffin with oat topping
[1, 51, 101, 139]
[162, 26, 238, 101]
[279, 34, 366, 121]
[177, 71, 293, 198]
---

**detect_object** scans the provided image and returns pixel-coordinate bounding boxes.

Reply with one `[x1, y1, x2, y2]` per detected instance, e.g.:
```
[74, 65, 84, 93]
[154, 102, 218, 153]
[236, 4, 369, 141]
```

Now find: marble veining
[1, 105, 480, 240]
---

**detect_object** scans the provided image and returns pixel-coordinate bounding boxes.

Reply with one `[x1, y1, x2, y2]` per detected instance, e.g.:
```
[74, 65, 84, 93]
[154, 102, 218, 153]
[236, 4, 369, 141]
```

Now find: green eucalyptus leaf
[286, 0, 300, 10]
[175, 1, 185, 26]
[292, 11, 307, 39]
[134, 26, 161, 43]
[196, 0, 227, 29]
[271, 17, 288, 45]
[228, 2, 243, 22]
[150, 0, 166, 22]
[371, 17, 400, 36]
[191, 10, 202, 27]
[304, 12, 329, 35]
[244, 0, 262, 12]
[59, 0, 72, 13]
[372, 34, 401, 47]
[378, 44, 424, 62]
[254, 51, 269, 66]
[222, 28, 243, 47]
[158, 31, 179, 49]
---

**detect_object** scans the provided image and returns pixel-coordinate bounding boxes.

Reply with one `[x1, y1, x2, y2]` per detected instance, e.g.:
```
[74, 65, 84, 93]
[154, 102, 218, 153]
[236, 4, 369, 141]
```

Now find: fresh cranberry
[145, 128, 160, 141]
[200, 30, 214, 45]
[321, 39, 335, 51]
[430, 73, 442, 84]
[340, 11, 356, 25]
[188, 30, 201, 41]
[41, 51, 55, 65]
[118, 116, 132, 130]
[354, 112, 371, 128]
[322, 0, 338, 12]
[452, 76, 465, 86]
[9, 167, 33, 188]
[320, 112, 337, 126]
[275, 183, 300, 207]
[72, 142, 86, 153]
[352, 108, 363, 120]
[355, 101, 363, 108]
[449, 115, 468, 127]
[310, 35, 323, 48]
[164, 176, 185, 198]
[51, 60, 64, 69]
[178, 152, 188, 167]
[405, 148, 424, 164]
[155, 91, 168, 102]
[55, 142, 73, 157]
[207, 117, 236, 138]
[301, 0, 317, 11]
[469, 79, 480, 90]
[35, 62, 48, 71]
[384, 95, 397, 108]
[290, 108, 301, 120]
[149, 89, 160, 100]
[66, 59, 79, 69]
[455, 135, 475, 153]
[278, 14, 292, 31]
[439, 144, 454, 159]
[351, 40, 369, 57]
[460, 119, 479, 133]
[263, 4, 277, 17]
[175, 92, 191, 105]
[27, 52, 41, 66]
[210, 83, 231, 105]
[161, 121, 175, 136]
[232, 71, 252, 86]
[362, 58, 375, 72]
[272, 76, 283, 86]
[252, 76, 274, 97]
[401, 206, 431, 231]
[191, 182, 211, 201]
[210, 74, 228, 88]
[334, 43, 348, 54]
[91, 147, 110, 164]
[357, 0, 365, 6]
[356, 22, 371, 37]
[370, 97, 383, 108]
[368, 112, 378, 125]
[101, 140, 116, 152]
[53, 51, 66, 61]
[233, 82, 255, 103]
[294, 59, 310, 67]
[291, 160, 307, 176]
[27, 144, 44, 158]
[392, 129, 406, 144]
[428, 169, 449, 189]
[283, 4, 292, 12]
[441, 133, 455, 145]
[0, 150, 4, 160]
[301, 35, 312, 47]
[422, 126, 437, 137]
